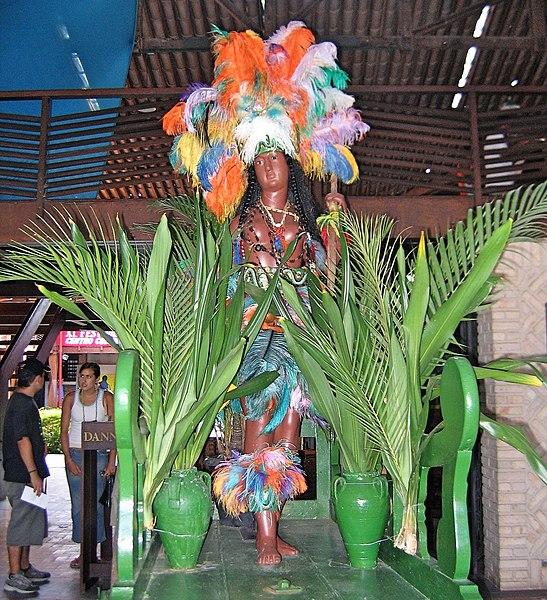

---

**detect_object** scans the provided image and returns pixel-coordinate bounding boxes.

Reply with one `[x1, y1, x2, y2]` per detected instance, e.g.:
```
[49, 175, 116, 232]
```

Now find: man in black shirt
[2, 358, 51, 597]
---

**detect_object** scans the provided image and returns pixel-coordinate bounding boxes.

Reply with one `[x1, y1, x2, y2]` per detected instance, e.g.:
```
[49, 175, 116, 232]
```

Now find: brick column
[478, 240, 547, 591]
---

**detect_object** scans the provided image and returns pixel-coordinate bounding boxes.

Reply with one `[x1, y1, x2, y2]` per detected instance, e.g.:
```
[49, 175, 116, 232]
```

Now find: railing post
[468, 92, 483, 207]
[36, 96, 51, 210]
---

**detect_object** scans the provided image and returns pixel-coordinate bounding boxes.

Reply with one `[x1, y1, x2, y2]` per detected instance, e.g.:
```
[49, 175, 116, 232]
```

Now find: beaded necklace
[239, 205, 312, 266]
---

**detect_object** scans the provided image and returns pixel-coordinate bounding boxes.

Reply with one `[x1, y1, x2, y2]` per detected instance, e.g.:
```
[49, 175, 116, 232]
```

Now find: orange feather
[212, 30, 267, 115]
[162, 102, 187, 135]
[275, 26, 315, 81]
[205, 155, 247, 221]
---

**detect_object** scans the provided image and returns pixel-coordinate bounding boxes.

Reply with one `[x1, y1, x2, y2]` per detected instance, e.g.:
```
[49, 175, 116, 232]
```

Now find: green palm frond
[425, 182, 547, 312]
[415, 182, 547, 379]
[0, 208, 156, 419]
[0, 198, 271, 530]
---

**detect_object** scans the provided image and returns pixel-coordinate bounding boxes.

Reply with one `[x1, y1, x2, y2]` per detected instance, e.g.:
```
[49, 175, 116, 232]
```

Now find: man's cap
[18, 357, 50, 376]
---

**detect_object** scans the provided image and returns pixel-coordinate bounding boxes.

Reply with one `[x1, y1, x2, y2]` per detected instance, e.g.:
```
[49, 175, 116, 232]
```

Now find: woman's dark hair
[79, 362, 100, 379]
[237, 155, 323, 242]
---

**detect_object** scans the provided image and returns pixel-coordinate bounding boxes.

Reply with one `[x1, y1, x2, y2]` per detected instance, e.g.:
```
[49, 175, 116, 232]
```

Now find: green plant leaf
[480, 413, 547, 484]
[420, 220, 512, 377]
[225, 371, 279, 401]
[403, 233, 429, 430]
[474, 367, 543, 387]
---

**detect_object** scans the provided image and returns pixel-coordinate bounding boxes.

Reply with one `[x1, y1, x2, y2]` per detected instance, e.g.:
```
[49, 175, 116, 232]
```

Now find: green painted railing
[101, 350, 158, 600]
[103, 352, 482, 599]
[380, 357, 482, 600]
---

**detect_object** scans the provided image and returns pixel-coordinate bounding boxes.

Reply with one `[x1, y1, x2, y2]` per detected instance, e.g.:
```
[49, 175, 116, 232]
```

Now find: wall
[478, 240, 547, 591]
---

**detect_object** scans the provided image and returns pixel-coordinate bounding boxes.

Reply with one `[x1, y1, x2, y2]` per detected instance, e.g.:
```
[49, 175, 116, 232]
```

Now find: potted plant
[280, 182, 547, 565]
[0, 197, 278, 568]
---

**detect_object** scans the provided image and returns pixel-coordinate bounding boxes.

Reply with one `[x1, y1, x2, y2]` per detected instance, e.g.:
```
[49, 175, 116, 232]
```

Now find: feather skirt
[233, 329, 325, 433]
[213, 444, 307, 516]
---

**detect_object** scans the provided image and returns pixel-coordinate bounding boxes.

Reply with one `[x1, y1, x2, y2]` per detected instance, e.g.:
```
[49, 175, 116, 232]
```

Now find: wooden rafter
[135, 34, 546, 53]
[212, 0, 258, 31]
[412, 0, 507, 35]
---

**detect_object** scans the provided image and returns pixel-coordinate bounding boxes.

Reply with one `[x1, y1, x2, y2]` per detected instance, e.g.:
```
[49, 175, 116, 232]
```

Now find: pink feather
[184, 87, 218, 133]
[310, 108, 370, 151]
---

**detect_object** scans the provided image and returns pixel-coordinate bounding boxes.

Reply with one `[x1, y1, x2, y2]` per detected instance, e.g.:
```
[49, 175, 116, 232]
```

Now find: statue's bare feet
[277, 536, 298, 556]
[256, 538, 282, 566]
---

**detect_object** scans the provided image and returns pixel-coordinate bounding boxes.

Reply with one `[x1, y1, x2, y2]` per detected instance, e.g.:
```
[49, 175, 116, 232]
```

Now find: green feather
[322, 66, 350, 90]
[210, 24, 228, 38]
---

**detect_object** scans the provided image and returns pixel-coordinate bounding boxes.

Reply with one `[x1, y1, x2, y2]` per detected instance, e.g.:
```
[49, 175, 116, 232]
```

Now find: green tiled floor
[142, 520, 427, 600]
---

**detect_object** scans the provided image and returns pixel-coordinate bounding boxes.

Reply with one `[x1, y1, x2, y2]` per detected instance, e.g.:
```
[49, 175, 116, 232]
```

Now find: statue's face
[253, 150, 289, 193]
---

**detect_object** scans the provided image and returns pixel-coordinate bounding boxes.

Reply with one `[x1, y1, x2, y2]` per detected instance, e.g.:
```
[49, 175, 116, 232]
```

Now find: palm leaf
[480, 414, 547, 484]
[420, 220, 512, 378]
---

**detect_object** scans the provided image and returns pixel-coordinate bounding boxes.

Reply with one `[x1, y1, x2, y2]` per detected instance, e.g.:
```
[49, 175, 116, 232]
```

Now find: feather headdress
[162, 21, 369, 221]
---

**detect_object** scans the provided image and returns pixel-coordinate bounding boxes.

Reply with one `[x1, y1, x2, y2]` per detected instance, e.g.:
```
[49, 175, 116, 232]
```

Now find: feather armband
[212, 444, 307, 516]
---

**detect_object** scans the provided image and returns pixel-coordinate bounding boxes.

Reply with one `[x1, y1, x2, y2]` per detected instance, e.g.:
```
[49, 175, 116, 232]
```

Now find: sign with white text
[60, 330, 119, 350]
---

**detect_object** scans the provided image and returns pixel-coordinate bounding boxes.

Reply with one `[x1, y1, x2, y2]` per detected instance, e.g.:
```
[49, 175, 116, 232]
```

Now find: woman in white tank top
[60, 362, 116, 569]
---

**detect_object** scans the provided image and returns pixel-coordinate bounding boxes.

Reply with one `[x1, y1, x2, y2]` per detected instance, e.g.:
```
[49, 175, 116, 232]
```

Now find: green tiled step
[140, 520, 427, 600]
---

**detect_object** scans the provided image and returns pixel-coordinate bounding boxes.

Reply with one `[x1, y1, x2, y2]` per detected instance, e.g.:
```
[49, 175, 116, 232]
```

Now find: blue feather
[196, 143, 225, 191]
[236, 330, 301, 433]
[324, 144, 353, 182]
[168, 136, 183, 172]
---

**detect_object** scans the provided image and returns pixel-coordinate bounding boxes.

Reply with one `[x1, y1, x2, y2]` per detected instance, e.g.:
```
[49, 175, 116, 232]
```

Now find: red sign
[60, 330, 118, 349]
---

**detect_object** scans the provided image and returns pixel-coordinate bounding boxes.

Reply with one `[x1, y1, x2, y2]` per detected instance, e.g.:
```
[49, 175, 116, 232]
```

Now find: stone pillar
[478, 240, 547, 591]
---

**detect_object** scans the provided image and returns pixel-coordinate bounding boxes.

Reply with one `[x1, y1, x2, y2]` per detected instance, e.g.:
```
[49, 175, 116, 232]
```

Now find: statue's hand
[325, 192, 347, 212]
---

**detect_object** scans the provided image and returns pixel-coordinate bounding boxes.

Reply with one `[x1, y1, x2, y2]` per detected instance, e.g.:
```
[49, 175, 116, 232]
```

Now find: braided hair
[237, 155, 323, 243]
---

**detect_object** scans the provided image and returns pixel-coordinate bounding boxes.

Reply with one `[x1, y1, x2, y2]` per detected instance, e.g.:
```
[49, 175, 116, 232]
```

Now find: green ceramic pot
[333, 472, 389, 568]
[153, 468, 213, 569]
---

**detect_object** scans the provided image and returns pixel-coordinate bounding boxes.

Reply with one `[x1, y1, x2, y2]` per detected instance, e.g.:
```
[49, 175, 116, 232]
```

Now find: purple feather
[180, 82, 208, 101]
[311, 108, 370, 151]
[184, 86, 218, 132]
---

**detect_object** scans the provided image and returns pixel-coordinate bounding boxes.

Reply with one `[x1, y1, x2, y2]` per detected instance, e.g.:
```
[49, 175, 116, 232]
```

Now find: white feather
[322, 88, 355, 113]
[291, 42, 338, 87]
[184, 87, 218, 133]
[266, 21, 307, 46]
[234, 115, 296, 164]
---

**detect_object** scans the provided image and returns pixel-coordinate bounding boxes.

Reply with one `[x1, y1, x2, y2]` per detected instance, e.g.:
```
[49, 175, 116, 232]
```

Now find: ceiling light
[510, 79, 519, 86]
[425, 168, 431, 173]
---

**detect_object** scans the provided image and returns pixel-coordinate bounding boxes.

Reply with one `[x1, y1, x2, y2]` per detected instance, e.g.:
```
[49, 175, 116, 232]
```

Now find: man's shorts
[5, 481, 48, 546]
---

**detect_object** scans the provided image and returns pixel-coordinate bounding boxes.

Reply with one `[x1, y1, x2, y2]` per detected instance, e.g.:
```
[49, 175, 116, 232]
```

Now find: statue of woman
[213, 149, 345, 565]
[162, 20, 366, 567]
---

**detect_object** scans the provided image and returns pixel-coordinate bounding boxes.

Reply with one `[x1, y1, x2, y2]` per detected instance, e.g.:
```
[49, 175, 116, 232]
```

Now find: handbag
[99, 475, 114, 508]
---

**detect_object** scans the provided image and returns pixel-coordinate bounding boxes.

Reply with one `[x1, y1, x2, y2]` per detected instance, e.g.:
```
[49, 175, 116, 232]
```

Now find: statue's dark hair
[237, 156, 323, 242]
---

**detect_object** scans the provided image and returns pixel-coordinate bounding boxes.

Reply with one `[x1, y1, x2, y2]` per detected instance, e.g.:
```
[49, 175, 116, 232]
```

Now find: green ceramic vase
[153, 468, 213, 569]
[333, 472, 389, 568]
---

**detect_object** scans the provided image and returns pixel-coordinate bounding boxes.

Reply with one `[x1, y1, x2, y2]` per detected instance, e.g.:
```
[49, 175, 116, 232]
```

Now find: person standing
[2, 358, 51, 597]
[60, 362, 116, 569]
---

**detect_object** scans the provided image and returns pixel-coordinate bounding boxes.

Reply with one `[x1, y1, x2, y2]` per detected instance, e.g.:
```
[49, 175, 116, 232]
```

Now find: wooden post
[326, 175, 338, 292]
[36, 97, 51, 210]
[81, 421, 116, 591]
[468, 92, 483, 207]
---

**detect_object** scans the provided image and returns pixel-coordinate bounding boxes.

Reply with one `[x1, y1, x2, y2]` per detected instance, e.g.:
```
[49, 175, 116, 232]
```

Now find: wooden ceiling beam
[292, 0, 326, 23]
[2, 85, 545, 100]
[0, 195, 490, 243]
[0, 199, 161, 242]
[211, 0, 258, 32]
[348, 195, 477, 237]
[134, 34, 546, 54]
[412, 0, 507, 35]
